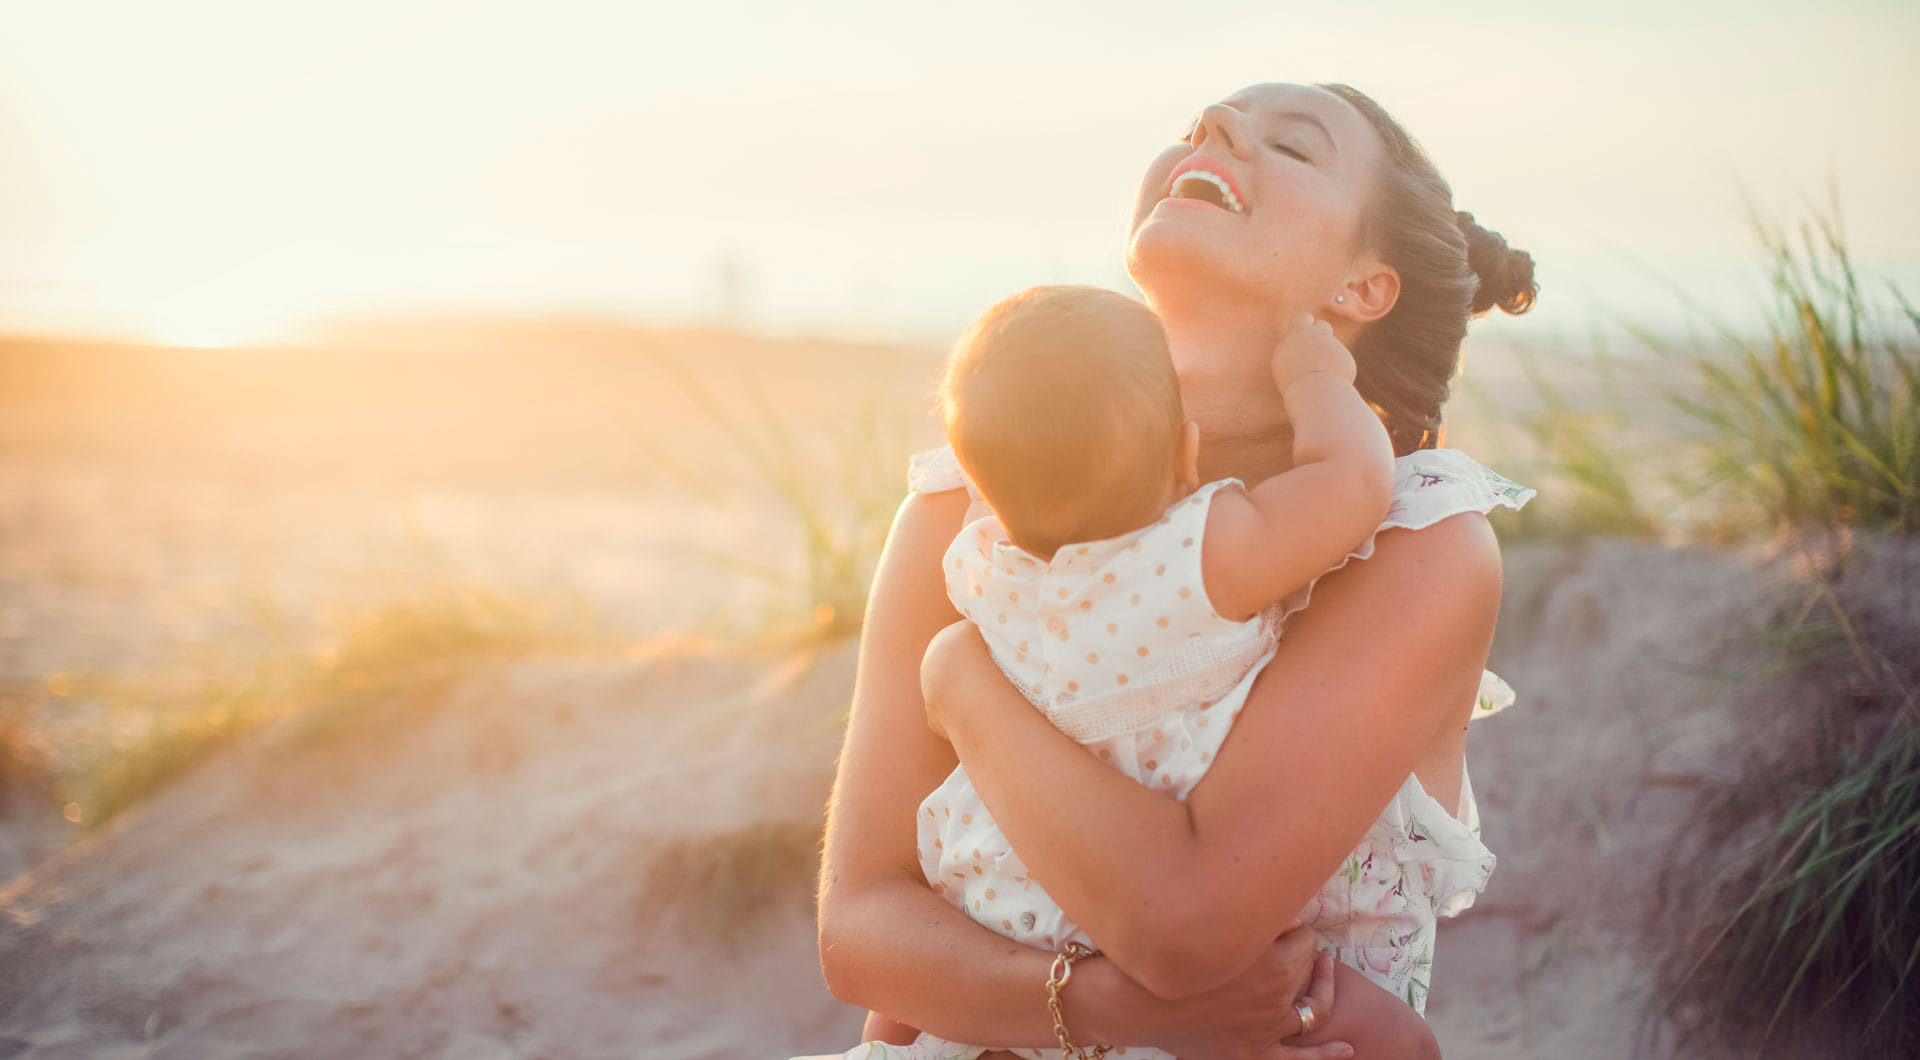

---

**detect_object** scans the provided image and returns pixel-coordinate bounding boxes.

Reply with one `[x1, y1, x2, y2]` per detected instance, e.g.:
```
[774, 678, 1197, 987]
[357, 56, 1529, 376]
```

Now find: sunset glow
[2, 0, 1915, 344]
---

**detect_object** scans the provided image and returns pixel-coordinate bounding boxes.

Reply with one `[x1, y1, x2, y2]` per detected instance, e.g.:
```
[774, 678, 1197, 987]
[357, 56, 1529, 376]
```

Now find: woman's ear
[1325, 257, 1400, 324]
[1177, 419, 1202, 492]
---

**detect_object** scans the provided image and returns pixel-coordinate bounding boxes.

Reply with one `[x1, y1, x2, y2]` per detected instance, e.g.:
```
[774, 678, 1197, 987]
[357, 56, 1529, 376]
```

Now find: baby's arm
[1203, 314, 1396, 622]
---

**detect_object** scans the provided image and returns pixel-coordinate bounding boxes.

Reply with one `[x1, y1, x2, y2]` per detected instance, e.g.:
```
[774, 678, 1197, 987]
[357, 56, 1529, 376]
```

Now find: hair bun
[1456, 211, 1537, 316]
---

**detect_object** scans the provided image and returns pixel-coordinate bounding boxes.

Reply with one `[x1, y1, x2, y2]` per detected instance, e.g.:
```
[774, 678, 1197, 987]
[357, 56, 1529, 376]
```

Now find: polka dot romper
[919, 473, 1277, 965]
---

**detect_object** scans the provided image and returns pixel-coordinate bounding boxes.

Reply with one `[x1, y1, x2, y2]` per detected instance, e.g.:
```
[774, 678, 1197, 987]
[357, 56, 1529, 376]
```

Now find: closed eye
[1269, 141, 1309, 162]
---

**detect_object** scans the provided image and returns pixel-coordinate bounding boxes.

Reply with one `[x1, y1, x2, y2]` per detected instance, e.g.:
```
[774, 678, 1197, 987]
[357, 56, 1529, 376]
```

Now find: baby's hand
[1270, 313, 1358, 393]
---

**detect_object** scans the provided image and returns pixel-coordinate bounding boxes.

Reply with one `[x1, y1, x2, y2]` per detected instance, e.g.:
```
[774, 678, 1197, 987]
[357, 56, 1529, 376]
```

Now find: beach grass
[1496, 201, 1920, 1054]
[1659, 624, 1918, 1053]
[1649, 204, 1916, 539]
[1482, 202, 1916, 546]
[1472, 349, 1664, 541]
[638, 819, 824, 946]
[56, 578, 613, 829]
[1650, 535, 1919, 1056]
[1720, 725, 1919, 1047]
[625, 346, 912, 650]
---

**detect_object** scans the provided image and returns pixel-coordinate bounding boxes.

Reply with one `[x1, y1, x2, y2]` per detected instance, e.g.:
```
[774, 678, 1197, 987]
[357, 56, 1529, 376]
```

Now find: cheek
[1254, 182, 1353, 264]
[1128, 146, 1187, 234]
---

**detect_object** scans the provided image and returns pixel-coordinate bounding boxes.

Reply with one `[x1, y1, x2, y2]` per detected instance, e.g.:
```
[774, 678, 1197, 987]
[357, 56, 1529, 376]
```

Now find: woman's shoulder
[1273, 449, 1521, 626]
[1368, 504, 1504, 591]
[1304, 504, 1502, 611]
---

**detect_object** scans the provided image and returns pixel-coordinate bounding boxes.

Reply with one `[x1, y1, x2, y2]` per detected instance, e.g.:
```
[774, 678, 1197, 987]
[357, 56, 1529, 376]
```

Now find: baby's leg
[1290, 961, 1441, 1059]
[862, 1011, 922, 1045]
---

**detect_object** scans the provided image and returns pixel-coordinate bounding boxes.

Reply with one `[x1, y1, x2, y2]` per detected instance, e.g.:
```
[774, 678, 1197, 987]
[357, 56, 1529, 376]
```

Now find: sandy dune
[2, 646, 863, 1059]
[8, 534, 1910, 1058]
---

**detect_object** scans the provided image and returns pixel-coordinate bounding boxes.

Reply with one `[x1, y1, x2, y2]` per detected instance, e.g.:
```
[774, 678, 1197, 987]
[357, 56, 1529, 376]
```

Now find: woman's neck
[1161, 308, 1298, 487]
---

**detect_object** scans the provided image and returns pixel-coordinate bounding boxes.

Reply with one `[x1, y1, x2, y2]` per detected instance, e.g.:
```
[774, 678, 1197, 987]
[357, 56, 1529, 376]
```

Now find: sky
[1, 0, 1915, 347]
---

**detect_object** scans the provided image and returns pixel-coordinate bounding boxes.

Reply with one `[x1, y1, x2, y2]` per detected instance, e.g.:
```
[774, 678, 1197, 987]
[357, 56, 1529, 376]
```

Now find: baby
[935, 285, 1395, 721]
[819, 285, 1416, 1059]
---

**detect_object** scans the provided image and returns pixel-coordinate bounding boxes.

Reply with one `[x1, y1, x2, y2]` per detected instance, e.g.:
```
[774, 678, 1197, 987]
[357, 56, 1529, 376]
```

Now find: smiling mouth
[1168, 171, 1245, 214]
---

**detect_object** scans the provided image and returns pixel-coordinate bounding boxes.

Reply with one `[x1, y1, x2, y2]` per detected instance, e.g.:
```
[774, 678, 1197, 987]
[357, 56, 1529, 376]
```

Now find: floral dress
[798, 448, 1533, 1060]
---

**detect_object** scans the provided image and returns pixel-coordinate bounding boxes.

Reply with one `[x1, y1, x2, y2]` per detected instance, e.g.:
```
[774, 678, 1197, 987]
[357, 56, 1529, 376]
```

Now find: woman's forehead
[1218, 82, 1375, 163]
[1221, 82, 1350, 123]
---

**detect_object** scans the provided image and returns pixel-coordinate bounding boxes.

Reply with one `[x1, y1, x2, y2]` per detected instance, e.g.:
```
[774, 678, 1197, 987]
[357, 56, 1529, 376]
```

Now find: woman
[815, 82, 1537, 1058]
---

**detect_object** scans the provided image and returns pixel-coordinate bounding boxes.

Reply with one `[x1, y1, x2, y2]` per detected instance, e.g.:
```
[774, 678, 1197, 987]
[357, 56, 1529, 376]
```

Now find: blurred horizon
[2, 0, 1915, 349]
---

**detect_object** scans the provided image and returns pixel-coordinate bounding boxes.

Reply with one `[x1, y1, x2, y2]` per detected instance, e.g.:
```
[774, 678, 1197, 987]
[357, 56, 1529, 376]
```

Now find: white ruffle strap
[1274, 447, 1535, 625]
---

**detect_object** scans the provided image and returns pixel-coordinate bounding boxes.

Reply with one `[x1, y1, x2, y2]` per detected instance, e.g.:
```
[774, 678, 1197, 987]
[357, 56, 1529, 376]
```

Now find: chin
[1127, 214, 1257, 308]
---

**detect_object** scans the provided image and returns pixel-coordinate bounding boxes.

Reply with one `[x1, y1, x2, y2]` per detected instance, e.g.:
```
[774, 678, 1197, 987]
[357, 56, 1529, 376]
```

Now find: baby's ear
[1177, 420, 1202, 492]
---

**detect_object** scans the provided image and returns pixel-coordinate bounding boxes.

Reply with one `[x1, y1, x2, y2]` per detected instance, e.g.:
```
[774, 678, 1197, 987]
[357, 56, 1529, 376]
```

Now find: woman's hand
[1136, 927, 1350, 1060]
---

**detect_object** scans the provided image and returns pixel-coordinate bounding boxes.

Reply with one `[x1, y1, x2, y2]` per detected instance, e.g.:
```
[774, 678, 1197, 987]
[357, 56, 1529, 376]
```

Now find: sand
[1, 646, 864, 1058]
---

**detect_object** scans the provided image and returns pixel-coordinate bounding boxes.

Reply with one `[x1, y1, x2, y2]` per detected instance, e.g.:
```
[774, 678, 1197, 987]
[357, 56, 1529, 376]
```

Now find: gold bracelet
[1045, 942, 1111, 1059]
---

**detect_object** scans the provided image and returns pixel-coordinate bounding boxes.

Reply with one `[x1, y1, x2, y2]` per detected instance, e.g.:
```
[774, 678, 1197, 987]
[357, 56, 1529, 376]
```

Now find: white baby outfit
[804, 446, 1533, 1060]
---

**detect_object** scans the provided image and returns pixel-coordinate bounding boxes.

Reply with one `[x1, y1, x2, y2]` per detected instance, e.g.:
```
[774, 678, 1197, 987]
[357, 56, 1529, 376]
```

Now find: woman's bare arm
[815, 490, 1345, 1056]
[816, 488, 1074, 1045]
[924, 512, 1503, 999]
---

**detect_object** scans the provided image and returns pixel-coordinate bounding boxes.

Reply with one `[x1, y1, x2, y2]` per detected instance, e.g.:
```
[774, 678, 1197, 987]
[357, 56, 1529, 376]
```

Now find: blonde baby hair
[941, 285, 1186, 559]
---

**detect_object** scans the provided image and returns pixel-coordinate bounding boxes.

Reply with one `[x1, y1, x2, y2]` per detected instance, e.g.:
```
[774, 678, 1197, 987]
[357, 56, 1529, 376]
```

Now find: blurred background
[1, 2, 1916, 1058]
[4, 0, 1916, 344]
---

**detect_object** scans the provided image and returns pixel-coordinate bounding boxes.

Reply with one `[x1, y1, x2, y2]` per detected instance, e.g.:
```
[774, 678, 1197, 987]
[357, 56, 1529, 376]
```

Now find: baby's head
[941, 285, 1197, 559]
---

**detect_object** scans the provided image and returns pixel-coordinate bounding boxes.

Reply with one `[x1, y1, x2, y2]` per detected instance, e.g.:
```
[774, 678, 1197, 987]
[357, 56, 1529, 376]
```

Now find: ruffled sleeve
[1382, 448, 1536, 531]
[1273, 448, 1534, 626]
[905, 445, 974, 497]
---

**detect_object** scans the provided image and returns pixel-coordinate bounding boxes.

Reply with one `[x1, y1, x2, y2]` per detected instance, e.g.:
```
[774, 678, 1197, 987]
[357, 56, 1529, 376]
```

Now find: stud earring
[1335, 295, 1346, 303]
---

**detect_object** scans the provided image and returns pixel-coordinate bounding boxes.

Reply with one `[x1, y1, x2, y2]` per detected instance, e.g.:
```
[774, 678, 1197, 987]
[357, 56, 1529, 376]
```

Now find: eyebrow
[1267, 110, 1338, 155]
[1222, 99, 1339, 156]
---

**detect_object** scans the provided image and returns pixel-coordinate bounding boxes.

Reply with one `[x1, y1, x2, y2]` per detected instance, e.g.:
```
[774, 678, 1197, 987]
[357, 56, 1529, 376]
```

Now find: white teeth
[1173, 170, 1244, 214]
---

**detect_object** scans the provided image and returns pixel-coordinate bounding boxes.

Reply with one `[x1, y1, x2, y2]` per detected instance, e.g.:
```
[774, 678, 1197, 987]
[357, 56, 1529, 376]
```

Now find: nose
[1191, 103, 1253, 160]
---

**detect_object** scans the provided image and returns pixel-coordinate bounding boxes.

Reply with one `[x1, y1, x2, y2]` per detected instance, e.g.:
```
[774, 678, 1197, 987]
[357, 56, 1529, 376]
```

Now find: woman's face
[1126, 83, 1384, 320]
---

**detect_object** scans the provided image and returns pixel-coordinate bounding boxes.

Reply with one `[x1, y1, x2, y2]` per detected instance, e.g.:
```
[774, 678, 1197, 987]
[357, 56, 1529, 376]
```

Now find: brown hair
[1317, 83, 1539, 455]
[941, 286, 1183, 558]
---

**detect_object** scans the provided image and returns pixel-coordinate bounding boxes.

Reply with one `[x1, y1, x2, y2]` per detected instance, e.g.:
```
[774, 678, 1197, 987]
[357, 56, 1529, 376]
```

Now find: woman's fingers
[1274, 923, 1320, 967]
[1302, 952, 1336, 1015]
[1150, 931, 1329, 1060]
[1264, 926, 1323, 1036]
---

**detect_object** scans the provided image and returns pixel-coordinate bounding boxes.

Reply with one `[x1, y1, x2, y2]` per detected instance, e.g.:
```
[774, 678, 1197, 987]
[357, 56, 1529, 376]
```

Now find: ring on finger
[1293, 1000, 1318, 1036]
